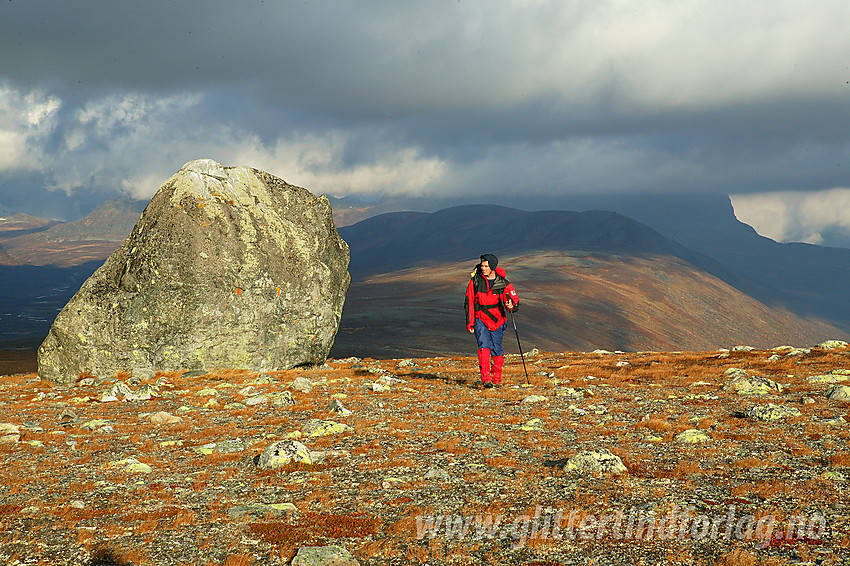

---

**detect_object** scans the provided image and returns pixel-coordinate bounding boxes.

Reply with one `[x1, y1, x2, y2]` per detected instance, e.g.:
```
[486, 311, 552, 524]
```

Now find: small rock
[82, 419, 110, 431]
[396, 359, 420, 370]
[563, 448, 627, 475]
[723, 371, 783, 395]
[106, 458, 153, 474]
[424, 468, 451, 481]
[807, 373, 849, 384]
[245, 395, 269, 407]
[239, 386, 259, 397]
[825, 385, 850, 400]
[675, 429, 711, 443]
[821, 416, 846, 426]
[817, 340, 848, 350]
[271, 391, 296, 406]
[256, 440, 312, 469]
[802, 397, 817, 405]
[301, 419, 350, 437]
[291, 545, 360, 566]
[59, 408, 79, 425]
[732, 345, 754, 351]
[149, 411, 183, 425]
[70, 500, 86, 509]
[518, 418, 544, 431]
[194, 439, 247, 455]
[370, 382, 390, 392]
[522, 395, 548, 404]
[0, 423, 21, 443]
[254, 373, 276, 384]
[227, 502, 297, 519]
[746, 404, 802, 421]
[131, 367, 156, 381]
[290, 377, 314, 393]
[330, 399, 352, 416]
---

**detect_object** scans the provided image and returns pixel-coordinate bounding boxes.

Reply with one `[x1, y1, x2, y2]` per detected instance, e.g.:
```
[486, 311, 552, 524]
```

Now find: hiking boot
[483, 382, 494, 389]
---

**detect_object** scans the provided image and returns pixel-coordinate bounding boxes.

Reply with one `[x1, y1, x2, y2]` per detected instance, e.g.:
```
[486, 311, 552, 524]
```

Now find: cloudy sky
[1, 1, 849, 242]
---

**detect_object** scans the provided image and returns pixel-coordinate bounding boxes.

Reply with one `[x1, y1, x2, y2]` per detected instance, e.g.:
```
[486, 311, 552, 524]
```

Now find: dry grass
[1, 346, 848, 564]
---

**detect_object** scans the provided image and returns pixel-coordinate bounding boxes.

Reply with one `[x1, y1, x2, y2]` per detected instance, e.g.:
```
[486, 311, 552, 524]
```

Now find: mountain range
[1, 194, 848, 362]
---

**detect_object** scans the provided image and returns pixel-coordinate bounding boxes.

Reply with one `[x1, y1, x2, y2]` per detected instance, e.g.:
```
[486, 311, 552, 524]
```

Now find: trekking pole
[508, 307, 530, 385]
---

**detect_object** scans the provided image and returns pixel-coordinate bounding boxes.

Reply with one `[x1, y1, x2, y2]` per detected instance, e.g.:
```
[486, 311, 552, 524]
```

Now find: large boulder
[38, 159, 350, 383]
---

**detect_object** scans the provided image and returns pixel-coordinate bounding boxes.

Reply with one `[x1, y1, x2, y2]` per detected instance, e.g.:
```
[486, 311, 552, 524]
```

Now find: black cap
[480, 254, 498, 268]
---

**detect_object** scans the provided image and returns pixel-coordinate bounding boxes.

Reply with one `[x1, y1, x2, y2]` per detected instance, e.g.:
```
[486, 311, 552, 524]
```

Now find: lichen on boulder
[38, 159, 350, 383]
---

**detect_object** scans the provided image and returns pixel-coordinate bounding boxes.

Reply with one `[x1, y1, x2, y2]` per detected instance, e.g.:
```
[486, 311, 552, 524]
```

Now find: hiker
[464, 253, 520, 388]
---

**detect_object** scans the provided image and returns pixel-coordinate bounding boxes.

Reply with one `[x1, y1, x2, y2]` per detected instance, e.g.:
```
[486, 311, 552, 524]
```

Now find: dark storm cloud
[1, 0, 850, 232]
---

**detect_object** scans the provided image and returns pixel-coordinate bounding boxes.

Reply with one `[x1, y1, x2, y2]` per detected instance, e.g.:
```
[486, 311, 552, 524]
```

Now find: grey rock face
[38, 159, 350, 383]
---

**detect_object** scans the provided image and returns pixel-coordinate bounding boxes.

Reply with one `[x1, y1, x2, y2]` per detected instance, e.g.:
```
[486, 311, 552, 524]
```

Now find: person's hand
[505, 299, 514, 310]
[468, 327, 475, 333]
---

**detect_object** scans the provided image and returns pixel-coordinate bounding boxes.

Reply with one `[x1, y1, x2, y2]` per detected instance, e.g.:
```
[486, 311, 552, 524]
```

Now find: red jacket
[464, 266, 519, 331]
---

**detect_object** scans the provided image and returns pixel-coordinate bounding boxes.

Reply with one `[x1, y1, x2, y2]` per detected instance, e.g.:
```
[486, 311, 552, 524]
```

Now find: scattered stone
[555, 388, 587, 399]
[245, 395, 269, 407]
[675, 429, 711, 443]
[616, 361, 630, 367]
[746, 404, 802, 421]
[82, 419, 111, 431]
[256, 440, 312, 469]
[290, 377, 314, 393]
[396, 359, 420, 369]
[239, 386, 258, 397]
[382, 477, 406, 489]
[786, 347, 811, 357]
[124, 384, 158, 401]
[807, 373, 849, 384]
[522, 395, 548, 404]
[291, 545, 360, 566]
[301, 419, 351, 437]
[723, 370, 783, 395]
[767, 355, 781, 362]
[563, 448, 627, 475]
[59, 408, 79, 425]
[732, 345, 754, 351]
[591, 349, 613, 355]
[270, 391, 296, 406]
[825, 385, 850, 400]
[227, 502, 297, 520]
[371, 382, 390, 392]
[149, 411, 183, 425]
[181, 370, 207, 379]
[821, 416, 846, 426]
[518, 418, 544, 431]
[817, 340, 848, 350]
[131, 367, 156, 381]
[195, 387, 218, 397]
[424, 468, 451, 481]
[330, 399, 352, 416]
[251, 373, 274, 384]
[194, 439, 247, 455]
[106, 458, 153, 474]
[0, 423, 20, 443]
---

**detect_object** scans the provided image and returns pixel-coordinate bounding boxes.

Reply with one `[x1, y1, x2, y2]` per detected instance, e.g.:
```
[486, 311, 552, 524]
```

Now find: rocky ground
[0, 343, 849, 565]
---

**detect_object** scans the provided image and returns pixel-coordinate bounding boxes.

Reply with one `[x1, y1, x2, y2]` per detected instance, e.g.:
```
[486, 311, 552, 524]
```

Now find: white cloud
[0, 85, 60, 171]
[731, 188, 850, 244]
